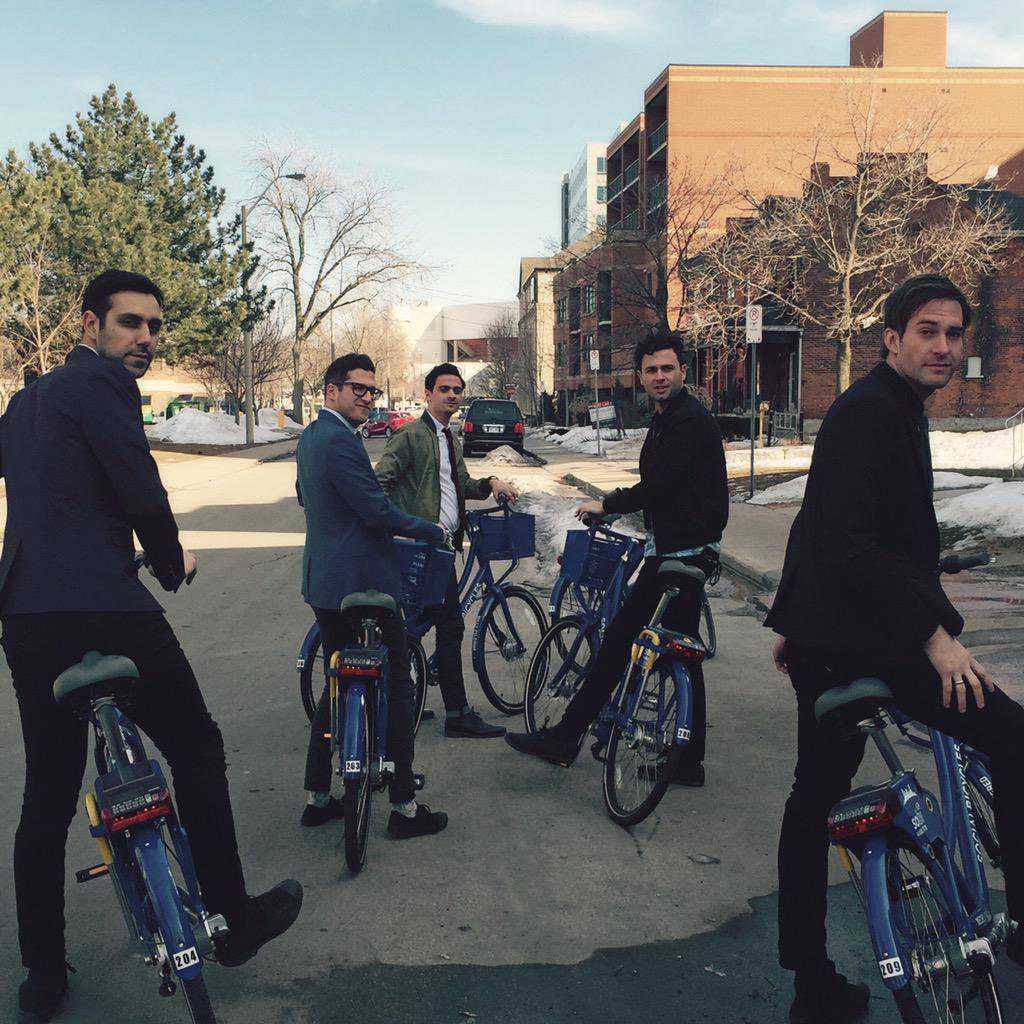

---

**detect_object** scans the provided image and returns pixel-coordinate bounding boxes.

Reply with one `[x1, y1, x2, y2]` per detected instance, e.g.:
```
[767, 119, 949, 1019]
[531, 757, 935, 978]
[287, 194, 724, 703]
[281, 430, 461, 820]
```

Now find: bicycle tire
[700, 593, 717, 660]
[343, 694, 373, 876]
[883, 840, 1004, 1024]
[299, 629, 324, 723]
[475, 585, 547, 715]
[410, 639, 428, 735]
[966, 775, 1000, 870]
[524, 617, 596, 734]
[603, 663, 682, 827]
[182, 975, 218, 1024]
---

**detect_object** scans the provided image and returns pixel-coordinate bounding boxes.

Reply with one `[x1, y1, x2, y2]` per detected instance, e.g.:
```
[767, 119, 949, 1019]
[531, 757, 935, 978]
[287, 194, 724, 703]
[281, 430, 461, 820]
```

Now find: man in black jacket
[505, 329, 728, 784]
[1, 270, 302, 1023]
[767, 274, 1024, 1024]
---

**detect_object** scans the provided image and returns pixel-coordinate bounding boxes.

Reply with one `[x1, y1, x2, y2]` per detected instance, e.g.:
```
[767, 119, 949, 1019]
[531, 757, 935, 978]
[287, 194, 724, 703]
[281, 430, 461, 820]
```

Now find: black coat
[0, 346, 184, 614]
[765, 361, 962, 657]
[603, 388, 729, 553]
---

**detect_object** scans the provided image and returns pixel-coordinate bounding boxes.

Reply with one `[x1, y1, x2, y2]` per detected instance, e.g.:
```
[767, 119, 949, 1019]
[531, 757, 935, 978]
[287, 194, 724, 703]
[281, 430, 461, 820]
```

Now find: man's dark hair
[324, 353, 375, 394]
[633, 327, 687, 370]
[425, 362, 466, 391]
[82, 269, 164, 326]
[880, 274, 973, 358]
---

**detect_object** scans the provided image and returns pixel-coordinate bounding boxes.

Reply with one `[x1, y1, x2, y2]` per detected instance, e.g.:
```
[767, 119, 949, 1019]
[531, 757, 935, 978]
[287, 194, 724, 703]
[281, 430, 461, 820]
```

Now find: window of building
[583, 333, 594, 367]
[528, 276, 537, 304]
[596, 185, 607, 202]
[556, 297, 567, 324]
[596, 157, 606, 173]
[965, 356, 983, 379]
[583, 284, 596, 315]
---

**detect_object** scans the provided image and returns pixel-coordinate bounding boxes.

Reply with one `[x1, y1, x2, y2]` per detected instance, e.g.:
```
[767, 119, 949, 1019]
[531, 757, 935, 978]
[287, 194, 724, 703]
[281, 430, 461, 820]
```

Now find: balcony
[609, 173, 623, 199]
[647, 177, 667, 213]
[624, 159, 640, 188]
[647, 121, 667, 158]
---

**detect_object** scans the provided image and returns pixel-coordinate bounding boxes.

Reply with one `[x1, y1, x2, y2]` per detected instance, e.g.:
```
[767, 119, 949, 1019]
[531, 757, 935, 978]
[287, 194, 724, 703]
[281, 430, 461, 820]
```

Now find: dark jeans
[2, 612, 247, 970]
[557, 558, 706, 767]
[304, 607, 416, 804]
[778, 639, 1024, 970]
[433, 569, 469, 714]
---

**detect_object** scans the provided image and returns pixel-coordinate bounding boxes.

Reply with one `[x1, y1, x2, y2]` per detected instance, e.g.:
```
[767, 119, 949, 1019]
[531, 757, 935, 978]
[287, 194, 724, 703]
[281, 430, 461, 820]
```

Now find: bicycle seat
[814, 677, 895, 729]
[657, 560, 707, 586]
[53, 651, 140, 705]
[340, 591, 399, 620]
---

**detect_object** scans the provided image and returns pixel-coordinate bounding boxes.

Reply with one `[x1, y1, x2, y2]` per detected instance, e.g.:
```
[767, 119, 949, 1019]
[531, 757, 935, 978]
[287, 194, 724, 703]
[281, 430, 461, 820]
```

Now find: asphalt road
[0, 435, 1020, 1023]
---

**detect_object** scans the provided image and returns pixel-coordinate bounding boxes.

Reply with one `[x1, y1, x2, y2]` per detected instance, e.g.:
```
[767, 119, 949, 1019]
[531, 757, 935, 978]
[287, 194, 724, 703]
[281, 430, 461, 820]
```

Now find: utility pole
[590, 347, 602, 456]
[746, 304, 763, 499]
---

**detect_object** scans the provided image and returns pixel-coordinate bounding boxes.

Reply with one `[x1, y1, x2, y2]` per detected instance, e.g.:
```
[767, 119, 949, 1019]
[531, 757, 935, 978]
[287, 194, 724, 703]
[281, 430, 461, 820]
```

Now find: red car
[360, 408, 414, 439]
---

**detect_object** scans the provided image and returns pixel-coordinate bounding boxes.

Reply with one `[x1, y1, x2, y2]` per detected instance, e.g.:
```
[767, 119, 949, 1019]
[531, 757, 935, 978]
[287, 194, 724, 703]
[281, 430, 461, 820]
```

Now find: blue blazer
[296, 409, 443, 609]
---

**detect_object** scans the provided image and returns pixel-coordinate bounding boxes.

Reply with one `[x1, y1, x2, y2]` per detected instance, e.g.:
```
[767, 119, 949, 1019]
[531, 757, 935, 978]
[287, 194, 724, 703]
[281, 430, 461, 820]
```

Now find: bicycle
[818, 551, 1009, 1023]
[298, 498, 546, 721]
[60, 562, 224, 1023]
[526, 517, 710, 826]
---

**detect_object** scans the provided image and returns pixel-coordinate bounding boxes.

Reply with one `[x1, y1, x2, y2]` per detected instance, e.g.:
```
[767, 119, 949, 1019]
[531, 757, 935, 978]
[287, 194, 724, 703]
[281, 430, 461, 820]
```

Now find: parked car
[360, 408, 413, 439]
[461, 399, 525, 456]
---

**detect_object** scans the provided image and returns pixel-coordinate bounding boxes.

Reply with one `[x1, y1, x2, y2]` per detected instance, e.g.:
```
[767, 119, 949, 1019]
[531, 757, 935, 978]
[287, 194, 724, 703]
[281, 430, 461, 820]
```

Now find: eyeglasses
[337, 381, 385, 400]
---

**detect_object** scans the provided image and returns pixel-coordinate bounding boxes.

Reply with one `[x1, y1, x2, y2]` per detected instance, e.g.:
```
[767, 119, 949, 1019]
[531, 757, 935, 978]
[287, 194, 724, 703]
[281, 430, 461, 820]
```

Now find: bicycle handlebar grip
[939, 550, 992, 574]
[581, 512, 622, 528]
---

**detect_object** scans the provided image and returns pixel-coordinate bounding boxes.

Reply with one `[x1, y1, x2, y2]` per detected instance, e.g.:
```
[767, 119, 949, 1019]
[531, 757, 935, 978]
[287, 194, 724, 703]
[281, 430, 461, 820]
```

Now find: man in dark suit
[297, 352, 449, 838]
[1, 270, 302, 1024]
[766, 274, 1024, 1024]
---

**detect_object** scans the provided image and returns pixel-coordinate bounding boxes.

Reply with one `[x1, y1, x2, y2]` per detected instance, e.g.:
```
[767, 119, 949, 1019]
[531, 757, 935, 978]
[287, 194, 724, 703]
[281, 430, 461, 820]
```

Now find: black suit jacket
[765, 361, 962, 657]
[0, 346, 184, 614]
[603, 388, 729, 554]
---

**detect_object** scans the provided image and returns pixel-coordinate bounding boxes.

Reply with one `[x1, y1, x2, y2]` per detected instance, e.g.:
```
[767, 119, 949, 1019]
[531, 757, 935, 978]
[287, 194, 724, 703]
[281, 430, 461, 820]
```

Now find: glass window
[596, 185, 607, 202]
[965, 356, 983, 379]
[596, 157, 606, 173]
[583, 285, 596, 314]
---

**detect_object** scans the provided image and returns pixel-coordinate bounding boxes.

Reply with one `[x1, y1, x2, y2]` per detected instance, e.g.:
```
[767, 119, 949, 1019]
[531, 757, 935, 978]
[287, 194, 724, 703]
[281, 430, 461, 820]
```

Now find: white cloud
[433, 0, 651, 36]
[951, 22, 1024, 66]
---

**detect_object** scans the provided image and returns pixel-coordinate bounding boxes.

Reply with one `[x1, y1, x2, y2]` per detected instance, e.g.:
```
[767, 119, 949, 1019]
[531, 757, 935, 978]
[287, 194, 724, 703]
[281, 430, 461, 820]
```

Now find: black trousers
[778, 639, 1024, 970]
[557, 558, 706, 767]
[2, 612, 248, 970]
[304, 607, 416, 804]
[432, 569, 469, 714]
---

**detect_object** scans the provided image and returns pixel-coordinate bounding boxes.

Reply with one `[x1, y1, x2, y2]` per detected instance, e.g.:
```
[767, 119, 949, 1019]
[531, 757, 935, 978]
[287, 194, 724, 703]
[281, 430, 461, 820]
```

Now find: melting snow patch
[936, 481, 1024, 541]
[747, 471, 1001, 506]
[146, 408, 288, 445]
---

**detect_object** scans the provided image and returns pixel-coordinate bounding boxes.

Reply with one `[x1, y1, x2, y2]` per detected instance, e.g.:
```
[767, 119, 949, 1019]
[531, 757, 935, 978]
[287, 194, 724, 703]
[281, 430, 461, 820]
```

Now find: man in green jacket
[376, 363, 518, 737]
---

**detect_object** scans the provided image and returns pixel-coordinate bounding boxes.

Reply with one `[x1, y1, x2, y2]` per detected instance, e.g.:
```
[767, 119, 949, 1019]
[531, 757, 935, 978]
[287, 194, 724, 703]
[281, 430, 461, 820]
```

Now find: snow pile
[931, 425, 1021, 472]
[146, 408, 288, 445]
[936, 481, 1024, 541]
[479, 444, 532, 466]
[748, 471, 1003, 506]
[258, 408, 304, 430]
[545, 425, 647, 458]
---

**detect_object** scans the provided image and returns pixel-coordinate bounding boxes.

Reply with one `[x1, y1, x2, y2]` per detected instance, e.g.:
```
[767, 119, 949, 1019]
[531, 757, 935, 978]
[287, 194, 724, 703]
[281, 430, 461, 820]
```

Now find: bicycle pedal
[75, 864, 110, 883]
[159, 979, 177, 998]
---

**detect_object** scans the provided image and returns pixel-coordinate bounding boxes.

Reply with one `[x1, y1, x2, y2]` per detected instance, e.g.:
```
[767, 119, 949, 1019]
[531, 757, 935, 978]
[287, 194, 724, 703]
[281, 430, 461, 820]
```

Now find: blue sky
[2, 1, 1022, 305]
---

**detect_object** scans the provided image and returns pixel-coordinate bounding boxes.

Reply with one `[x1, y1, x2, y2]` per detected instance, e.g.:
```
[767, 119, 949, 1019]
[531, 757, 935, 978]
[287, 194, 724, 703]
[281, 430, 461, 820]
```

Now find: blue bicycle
[819, 553, 1009, 1023]
[62, 649, 225, 1023]
[525, 517, 709, 825]
[298, 500, 546, 722]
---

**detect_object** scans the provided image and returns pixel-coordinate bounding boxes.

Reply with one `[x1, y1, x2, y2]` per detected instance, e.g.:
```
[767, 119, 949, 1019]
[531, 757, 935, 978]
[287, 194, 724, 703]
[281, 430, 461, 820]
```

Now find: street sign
[588, 402, 616, 425]
[745, 304, 763, 345]
[589, 349, 600, 371]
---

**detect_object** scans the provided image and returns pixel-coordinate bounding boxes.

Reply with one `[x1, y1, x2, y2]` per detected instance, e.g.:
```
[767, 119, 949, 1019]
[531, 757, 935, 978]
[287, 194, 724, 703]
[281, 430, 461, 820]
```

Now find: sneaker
[217, 879, 304, 968]
[789, 968, 869, 1024]
[388, 803, 448, 839]
[505, 728, 579, 767]
[445, 709, 506, 738]
[300, 797, 344, 827]
[420, 709, 437, 722]
[17, 965, 68, 1024]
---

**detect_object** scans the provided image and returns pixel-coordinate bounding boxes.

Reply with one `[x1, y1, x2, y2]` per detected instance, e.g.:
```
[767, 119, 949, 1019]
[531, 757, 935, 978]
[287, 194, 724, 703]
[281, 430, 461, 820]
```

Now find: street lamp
[240, 171, 305, 445]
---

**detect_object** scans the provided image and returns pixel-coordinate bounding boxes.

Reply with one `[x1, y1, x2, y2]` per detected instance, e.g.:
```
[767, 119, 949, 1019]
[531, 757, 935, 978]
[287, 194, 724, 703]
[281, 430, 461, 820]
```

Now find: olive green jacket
[375, 413, 493, 541]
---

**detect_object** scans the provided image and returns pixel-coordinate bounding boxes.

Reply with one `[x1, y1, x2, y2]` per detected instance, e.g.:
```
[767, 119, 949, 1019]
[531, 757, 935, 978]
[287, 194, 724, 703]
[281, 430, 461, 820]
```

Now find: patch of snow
[936, 481, 1024, 541]
[747, 471, 1001, 506]
[546, 425, 647, 458]
[478, 444, 531, 466]
[258, 408, 304, 430]
[931, 425, 1021, 472]
[146, 408, 288, 445]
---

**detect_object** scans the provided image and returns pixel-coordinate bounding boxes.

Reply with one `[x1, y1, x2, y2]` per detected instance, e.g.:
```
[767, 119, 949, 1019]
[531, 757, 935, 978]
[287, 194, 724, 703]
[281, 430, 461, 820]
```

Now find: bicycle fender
[341, 683, 368, 781]
[297, 621, 321, 672]
[132, 829, 203, 981]
[860, 836, 912, 992]
[669, 661, 693, 746]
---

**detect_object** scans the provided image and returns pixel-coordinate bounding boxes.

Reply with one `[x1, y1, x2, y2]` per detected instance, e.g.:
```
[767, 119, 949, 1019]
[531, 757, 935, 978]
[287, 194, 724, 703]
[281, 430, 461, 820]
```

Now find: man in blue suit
[297, 352, 449, 838]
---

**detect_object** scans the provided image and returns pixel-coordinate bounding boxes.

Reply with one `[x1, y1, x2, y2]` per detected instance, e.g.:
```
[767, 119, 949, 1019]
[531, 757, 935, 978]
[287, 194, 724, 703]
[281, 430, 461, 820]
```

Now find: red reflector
[514, 422, 525, 434]
[463, 422, 474, 432]
[101, 791, 173, 833]
[556, 555, 563, 565]
[665, 639, 707, 663]
[340, 665, 381, 677]
[828, 799, 895, 842]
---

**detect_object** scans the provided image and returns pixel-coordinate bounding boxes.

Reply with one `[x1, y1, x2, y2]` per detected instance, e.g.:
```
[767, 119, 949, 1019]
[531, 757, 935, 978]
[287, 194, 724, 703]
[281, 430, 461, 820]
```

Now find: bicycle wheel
[409, 639, 428, 735]
[524, 617, 596, 734]
[475, 585, 547, 715]
[700, 593, 717, 660]
[299, 629, 324, 723]
[885, 841, 1003, 1024]
[343, 695, 373, 875]
[966, 775, 1000, 870]
[603, 663, 682, 827]
[182, 975, 217, 1024]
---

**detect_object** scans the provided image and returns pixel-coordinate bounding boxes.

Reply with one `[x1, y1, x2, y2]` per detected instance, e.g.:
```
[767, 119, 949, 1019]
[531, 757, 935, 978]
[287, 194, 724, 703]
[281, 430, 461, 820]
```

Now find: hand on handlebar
[924, 625, 995, 713]
[574, 499, 605, 523]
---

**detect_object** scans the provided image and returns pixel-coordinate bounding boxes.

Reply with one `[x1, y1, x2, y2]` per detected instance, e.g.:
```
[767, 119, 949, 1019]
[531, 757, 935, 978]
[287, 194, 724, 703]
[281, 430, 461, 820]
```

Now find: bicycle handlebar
[938, 550, 992, 575]
[580, 512, 622, 529]
[133, 551, 198, 587]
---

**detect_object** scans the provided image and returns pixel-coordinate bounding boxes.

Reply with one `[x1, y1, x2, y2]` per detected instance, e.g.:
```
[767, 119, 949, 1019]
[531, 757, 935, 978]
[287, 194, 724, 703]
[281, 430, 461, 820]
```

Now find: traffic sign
[745, 304, 763, 345]
[589, 349, 600, 371]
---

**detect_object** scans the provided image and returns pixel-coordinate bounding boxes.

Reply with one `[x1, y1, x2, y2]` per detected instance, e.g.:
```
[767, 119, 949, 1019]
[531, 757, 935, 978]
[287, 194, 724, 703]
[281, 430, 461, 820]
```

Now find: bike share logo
[899, 785, 915, 806]
[878, 956, 904, 980]
[173, 947, 200, 972]
[468, 579, 487, 606]
[956, 746, 985, 865]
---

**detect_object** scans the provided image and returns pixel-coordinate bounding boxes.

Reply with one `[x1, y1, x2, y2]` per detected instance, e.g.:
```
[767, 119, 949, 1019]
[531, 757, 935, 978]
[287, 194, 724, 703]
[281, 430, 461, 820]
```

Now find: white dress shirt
[429, 413, 461, 534]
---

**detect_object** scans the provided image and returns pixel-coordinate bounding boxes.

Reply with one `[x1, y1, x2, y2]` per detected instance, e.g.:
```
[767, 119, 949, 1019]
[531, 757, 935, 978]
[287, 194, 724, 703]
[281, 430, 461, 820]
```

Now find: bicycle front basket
[560, 530, 632, 589]
[475, 510, 535, 562]
[395, 540, 455, 616]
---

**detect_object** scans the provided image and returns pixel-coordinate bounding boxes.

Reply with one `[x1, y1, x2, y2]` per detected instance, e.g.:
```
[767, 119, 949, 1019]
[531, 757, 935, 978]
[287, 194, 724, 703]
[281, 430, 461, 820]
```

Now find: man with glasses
[296, 353, 449, 838]
[376, 363, 517, 737]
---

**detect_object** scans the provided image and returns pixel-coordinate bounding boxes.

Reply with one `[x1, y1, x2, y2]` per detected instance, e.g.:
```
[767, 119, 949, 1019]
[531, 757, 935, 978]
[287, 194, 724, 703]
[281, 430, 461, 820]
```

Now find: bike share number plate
[173, 947, 200, 972]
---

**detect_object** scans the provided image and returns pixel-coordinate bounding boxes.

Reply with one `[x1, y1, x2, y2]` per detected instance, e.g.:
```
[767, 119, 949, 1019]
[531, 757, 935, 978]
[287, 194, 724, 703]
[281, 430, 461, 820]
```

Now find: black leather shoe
[505, 728, 578, 767]
[789, 969, 869, 1024]
[1006, 923, 1024, 966]
[300, 797, 344, 827]
[217, 879, 303, 967]
[420, 709, 436, 722]
[17, 965, 68, 1024]
[388, 803, 448, 839]
[445, 709, 506, 738]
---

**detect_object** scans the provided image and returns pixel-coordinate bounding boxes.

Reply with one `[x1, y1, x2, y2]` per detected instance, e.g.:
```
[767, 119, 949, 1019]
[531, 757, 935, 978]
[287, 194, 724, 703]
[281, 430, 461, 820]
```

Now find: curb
[560, 472, 780, 593]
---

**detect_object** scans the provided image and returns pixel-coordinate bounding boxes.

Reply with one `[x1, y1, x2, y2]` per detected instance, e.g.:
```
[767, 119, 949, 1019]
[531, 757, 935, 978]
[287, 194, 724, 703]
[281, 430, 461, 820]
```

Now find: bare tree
[469, 310, 519, 399]
[249, 149, 425, 421]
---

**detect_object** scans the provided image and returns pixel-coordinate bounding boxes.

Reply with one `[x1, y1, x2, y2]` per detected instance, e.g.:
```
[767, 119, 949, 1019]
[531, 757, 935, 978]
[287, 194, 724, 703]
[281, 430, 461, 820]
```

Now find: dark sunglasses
[338, 381, 385, 400]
